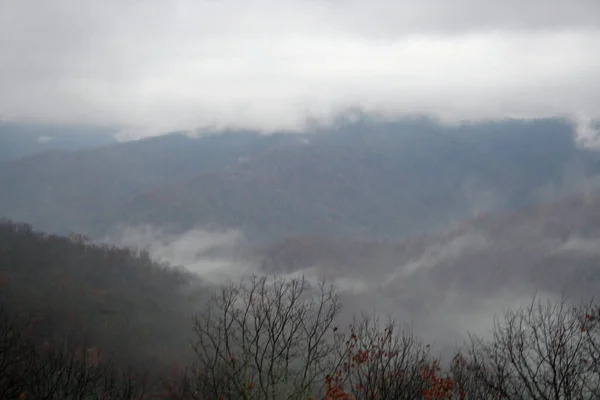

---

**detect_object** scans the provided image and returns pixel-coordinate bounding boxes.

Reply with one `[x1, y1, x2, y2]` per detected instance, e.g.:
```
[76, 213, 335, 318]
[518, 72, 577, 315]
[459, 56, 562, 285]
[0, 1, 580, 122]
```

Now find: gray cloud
[332, 0, 600, 36]
[1, 0, 599, 139]
[103, 225, 258, 284]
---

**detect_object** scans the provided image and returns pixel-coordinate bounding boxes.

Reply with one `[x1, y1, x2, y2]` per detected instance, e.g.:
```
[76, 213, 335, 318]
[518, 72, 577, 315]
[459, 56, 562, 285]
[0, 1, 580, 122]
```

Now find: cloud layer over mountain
[1, 0, 599, 140]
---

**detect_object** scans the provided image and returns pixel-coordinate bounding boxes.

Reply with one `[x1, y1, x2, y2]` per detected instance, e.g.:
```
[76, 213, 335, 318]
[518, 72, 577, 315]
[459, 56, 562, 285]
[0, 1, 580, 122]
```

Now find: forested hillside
[4, 220, 600, 398]
[0, 219, 205, 375]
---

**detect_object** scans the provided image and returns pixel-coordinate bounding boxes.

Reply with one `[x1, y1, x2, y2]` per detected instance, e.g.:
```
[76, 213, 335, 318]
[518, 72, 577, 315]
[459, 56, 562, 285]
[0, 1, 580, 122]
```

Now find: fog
[1, 0, 599, 143]
[103, 225, 258, 284]
[104, 221, 586, 358]
[3, 1, 600, 389]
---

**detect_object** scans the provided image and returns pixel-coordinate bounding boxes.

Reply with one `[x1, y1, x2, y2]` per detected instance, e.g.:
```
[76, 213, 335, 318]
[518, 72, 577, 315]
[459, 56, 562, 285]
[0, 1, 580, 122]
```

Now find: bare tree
[0, 307, 36, 399]
[0, 306, 148, 400]
[573, 300, 600, 398]
[463, 296, 597, 399]
[336, 316, 431, 400]
[449, 351, 497, 400]
[22, 342, 148, 400]
[188, 275, 345, 400]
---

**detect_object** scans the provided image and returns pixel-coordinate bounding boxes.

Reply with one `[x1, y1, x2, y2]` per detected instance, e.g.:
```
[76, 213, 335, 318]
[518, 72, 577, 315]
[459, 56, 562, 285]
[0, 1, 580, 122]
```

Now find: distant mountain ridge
[0, 122, 117, 162]
[0, 130, 301, 234]
[111, 118, 600, 241]
[250, 191, 600, 346]
[1, 117, 599, 241]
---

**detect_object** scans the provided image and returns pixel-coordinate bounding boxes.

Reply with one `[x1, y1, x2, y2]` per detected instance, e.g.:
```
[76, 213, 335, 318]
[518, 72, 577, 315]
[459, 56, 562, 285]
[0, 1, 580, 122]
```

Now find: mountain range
[251, 193, 600, 350]
[0, 122, 117, 162]
[4, 115, 600, 355]
[2, 117, 599, 243]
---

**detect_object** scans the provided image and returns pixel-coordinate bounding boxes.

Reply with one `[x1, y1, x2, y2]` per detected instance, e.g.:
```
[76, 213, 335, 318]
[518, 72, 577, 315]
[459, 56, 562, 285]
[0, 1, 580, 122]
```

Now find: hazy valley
[3, 0, 600, 396]
[4, 117, 600, 346]
[4, 115, 600, 397]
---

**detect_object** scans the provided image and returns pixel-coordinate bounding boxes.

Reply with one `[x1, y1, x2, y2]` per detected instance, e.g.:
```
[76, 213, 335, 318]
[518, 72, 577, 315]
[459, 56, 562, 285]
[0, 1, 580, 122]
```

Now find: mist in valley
[103, 186, 600, 360]
[2, 0, 600, 397]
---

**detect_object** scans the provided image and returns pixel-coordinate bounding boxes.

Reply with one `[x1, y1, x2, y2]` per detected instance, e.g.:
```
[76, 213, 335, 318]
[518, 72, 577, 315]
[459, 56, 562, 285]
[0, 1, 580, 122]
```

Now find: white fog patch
[573, 116, 600, 149]
[414, 289, 563, 359]
[462, 176, 505, 216]
[554, 236, 600, 255]
[37, 136, 52, 143]
[531, 163, 600, 204]
[429, 289, 559, 336]
[398, 232, 489, 277]
[103, 225, 258, 283]
[330, 277, 372, 294]
[279, 264, 375, 296]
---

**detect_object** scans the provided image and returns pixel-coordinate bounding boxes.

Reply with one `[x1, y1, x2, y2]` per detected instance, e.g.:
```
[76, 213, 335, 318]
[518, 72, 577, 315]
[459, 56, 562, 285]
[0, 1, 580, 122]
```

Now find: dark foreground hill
[5, 216, 600, 398]
[0, 219, 206, 373]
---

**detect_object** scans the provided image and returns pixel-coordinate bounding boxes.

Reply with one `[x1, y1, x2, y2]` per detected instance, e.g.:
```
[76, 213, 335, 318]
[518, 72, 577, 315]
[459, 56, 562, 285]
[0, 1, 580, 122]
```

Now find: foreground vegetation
[2, 219, 600, 399]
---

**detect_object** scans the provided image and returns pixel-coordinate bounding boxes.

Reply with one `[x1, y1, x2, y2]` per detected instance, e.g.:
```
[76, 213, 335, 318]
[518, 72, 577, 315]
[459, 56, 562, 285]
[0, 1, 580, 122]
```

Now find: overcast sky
[1, 0, 599, 139]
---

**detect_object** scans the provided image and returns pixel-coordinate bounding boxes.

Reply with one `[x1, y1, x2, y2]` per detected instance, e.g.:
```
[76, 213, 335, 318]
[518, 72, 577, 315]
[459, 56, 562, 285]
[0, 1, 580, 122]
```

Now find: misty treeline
[3, 220, 600, 399]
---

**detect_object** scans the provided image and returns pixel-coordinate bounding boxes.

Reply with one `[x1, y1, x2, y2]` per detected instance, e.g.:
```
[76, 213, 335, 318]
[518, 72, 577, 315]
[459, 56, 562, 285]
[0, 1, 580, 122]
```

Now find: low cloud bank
[103, 220, 600, 357]
[104, 225, 258, 284]
[1, 1, 599, 143]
